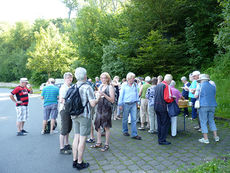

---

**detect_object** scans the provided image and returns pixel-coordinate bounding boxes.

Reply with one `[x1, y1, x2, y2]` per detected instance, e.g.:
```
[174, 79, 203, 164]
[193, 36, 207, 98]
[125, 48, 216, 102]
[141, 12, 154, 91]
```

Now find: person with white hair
[138, 76, 151, 130]
[10, 78, 33, 136]
[41, 78, 59, 135]
[118, 72, 142, 140]
[154, 74, 174, 145]
[181, 76, 191, 117]
[189, 71, 200, 120]
[170, 80, 182, 137]
[195, 74, 219, 144]
[59, 72, 73, 154]
[145, 77, 158, 134]
[71, 67, 100, 170]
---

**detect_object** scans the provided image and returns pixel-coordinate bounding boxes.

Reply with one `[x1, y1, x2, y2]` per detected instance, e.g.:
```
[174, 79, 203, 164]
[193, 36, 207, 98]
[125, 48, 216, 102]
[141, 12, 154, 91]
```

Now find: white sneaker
[198, 138, 209, 144]
[41, 130, 45, 135]
[214, 136, 220, 142]
[50, 130, 58, 135]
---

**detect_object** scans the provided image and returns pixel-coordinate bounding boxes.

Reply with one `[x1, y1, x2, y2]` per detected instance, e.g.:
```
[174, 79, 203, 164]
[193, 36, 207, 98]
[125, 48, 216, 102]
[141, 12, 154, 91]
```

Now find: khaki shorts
[16, 106, 28, 122]
[72, 116, 91, 136]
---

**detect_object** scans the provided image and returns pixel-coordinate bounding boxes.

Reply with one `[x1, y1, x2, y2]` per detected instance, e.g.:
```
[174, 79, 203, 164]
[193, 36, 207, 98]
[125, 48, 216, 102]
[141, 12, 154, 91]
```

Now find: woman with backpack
[91, 72, 115, 152]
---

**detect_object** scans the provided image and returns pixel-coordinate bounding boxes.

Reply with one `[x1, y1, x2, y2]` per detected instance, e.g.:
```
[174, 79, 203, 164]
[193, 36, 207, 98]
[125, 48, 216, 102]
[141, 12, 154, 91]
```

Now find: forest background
[0, 0, 229, 118]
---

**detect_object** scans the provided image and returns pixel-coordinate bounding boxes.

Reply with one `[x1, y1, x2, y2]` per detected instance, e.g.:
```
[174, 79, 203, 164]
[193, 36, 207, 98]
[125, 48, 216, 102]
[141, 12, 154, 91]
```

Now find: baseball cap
[20, 78, 28, 83]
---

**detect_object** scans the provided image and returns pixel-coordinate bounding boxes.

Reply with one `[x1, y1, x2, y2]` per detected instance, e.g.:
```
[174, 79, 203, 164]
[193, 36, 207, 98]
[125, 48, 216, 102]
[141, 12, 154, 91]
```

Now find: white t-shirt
[59, 83, 70, 111]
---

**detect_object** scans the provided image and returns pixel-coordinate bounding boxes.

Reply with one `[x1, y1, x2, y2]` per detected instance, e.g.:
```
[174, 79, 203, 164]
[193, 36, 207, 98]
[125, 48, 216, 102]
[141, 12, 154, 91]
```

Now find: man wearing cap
[189, 71, 200, 120]
[10, 78, 33, 136]
[41, 78, 59, 134]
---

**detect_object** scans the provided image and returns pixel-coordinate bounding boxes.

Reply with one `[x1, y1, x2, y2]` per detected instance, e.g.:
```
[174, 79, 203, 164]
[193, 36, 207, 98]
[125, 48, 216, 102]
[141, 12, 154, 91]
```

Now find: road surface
[0, 88, 76, 173]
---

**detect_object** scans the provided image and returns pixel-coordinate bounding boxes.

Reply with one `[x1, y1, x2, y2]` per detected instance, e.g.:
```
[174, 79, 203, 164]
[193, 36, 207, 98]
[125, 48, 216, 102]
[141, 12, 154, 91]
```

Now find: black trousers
[60, 110, 72, 135]
[156, 111, 170, 143]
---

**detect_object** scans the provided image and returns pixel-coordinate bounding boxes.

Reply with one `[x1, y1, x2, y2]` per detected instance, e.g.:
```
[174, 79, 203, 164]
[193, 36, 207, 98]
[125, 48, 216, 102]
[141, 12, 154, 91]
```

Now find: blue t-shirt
[41, 85, 59, 106]
[189, 80, 197, 98]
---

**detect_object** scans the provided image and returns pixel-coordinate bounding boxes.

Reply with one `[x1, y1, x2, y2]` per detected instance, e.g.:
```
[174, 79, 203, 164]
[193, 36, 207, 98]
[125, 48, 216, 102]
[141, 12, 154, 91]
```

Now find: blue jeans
[199, 106, 217, 133]
[122, 103, 138, 137]
[191, 98, 197, 119]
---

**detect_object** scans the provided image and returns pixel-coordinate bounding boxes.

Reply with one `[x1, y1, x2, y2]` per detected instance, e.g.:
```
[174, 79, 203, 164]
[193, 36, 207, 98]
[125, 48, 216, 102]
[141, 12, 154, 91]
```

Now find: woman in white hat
[195, 74, 219, 144]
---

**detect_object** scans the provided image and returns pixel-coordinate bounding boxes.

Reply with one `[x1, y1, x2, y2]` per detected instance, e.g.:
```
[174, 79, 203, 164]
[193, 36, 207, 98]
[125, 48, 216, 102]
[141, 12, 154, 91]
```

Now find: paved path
[0, 88, 230, 173]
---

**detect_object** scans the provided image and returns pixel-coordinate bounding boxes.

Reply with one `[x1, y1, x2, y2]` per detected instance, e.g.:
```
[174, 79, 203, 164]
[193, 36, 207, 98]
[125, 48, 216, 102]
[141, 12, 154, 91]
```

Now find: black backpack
[64, 83, 86, 116]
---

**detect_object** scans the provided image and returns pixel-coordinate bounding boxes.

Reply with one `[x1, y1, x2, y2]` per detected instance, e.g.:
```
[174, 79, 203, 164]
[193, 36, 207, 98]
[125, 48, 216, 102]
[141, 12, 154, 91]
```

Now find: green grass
[176, 154, 230, 173]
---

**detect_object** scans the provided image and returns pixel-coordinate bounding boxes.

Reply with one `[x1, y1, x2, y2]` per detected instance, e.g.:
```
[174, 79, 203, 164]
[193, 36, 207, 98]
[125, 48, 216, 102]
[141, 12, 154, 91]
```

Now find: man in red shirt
[10, 78, 33, 136]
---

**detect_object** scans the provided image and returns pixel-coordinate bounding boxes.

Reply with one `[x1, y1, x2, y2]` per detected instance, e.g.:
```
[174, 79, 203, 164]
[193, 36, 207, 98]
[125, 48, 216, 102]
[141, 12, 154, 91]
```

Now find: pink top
[170, 86, 182, 104]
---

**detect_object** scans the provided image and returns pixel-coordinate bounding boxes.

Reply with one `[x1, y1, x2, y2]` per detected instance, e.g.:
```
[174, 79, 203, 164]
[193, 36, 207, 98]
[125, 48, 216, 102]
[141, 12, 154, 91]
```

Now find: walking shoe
[50, 130, 58, 135]
[194, 126, 200, 130]
[41, 130, 45, 135]
[64, 144, 72, 150]
[198, 138, 209, 144]
[159, 141, 171, 145]
[198, 128, 202, 132]
[148, 130, 154, 134]
[60, 148, 71, 155]
[21, 129, 28, 134]
[138, 127, 145, 130]
[86, 138, 95, 143]
[76, 161, 90, 170]
[123, 132, 130, 136]
[214, 136, 220, 142]
[131, 135, 142, 140]
[73, 160, 78, 168]
[17, 131, 26, 136]
[188, 118, 196, 120]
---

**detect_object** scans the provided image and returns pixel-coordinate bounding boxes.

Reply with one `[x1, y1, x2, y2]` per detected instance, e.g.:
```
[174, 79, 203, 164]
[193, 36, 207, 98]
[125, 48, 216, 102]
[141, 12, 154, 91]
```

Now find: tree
[0, 22, 32, 81]
[27, 23, 75, 77]
[62, 0, 78, 19]
[72, 6, 119, 77]
[184, 0, 222, 70]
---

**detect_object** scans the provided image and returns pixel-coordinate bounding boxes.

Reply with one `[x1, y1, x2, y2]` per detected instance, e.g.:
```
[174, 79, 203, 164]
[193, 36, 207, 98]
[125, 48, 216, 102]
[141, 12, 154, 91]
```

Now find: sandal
[90, 143, 102, 148]
[101, 144, 109, 152]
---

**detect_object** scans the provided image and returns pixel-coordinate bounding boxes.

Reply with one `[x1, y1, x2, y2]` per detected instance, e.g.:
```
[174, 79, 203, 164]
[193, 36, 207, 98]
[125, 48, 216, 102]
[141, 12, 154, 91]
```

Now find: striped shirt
[41, 85, 59, 106]
[11, 86, 31, 106]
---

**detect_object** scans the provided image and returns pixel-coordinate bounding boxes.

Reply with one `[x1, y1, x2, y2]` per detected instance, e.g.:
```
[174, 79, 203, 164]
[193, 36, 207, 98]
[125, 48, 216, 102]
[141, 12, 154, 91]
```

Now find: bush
[177, 154, 230, 173]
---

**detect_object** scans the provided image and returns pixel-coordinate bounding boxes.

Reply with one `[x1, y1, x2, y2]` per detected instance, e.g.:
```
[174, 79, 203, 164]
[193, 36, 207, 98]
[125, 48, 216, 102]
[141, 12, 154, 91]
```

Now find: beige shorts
[16, 106, 28, 122]
[72, 116, 91, 136]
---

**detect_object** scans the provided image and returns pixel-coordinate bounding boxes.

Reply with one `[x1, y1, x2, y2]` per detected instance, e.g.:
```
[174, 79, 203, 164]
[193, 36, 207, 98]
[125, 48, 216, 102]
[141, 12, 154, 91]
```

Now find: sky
[0, 0, 71, 23]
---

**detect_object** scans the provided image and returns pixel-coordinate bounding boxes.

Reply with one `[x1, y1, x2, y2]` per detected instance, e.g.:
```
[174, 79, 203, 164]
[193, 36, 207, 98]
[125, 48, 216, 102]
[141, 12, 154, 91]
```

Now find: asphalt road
[0, 88, 77, 173]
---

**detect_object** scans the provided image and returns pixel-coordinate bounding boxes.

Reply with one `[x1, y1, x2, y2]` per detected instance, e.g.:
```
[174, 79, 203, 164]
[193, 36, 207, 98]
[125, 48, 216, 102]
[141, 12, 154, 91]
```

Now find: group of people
[9, 68, 219, 170]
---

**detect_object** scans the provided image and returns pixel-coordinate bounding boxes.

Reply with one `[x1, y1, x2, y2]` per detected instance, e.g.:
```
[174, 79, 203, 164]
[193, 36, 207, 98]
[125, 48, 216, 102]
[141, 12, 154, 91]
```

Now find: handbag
[194, 100, 200, 109]
[194, 85, 201, 109]
[167, 100, 181, 117]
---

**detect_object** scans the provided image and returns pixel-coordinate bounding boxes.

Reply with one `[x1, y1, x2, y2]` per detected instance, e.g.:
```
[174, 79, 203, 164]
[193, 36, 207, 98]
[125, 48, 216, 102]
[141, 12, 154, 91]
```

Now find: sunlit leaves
[27, 23, 75, 77]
